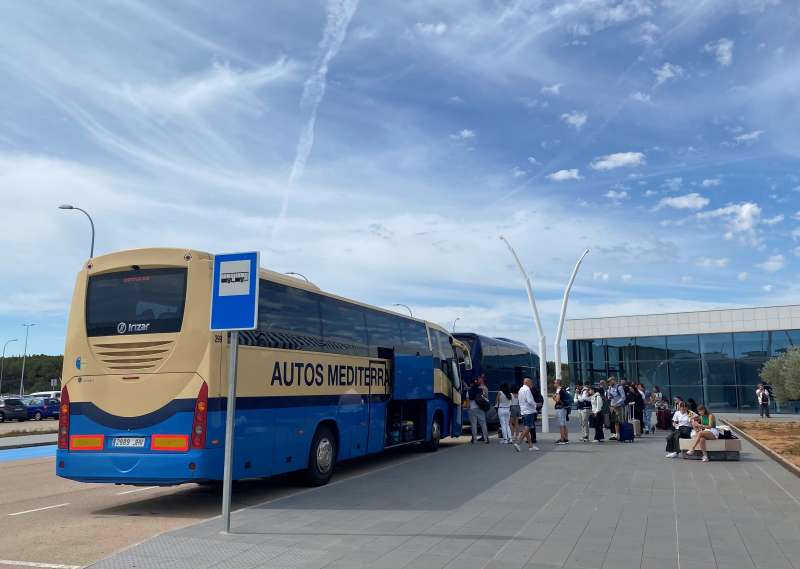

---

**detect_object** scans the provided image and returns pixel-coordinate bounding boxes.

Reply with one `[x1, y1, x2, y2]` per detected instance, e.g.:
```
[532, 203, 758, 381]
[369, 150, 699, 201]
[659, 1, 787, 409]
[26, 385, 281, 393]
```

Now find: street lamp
[19, 324, 36, 397]
[499, 236, 550, 433]
[553, 249, 589, 382]
[0, 338, 18, 396]
[452, 317, 460, 333]
[58, 204, 95, 259]
[392, 303, 413, 317]
[284, 272, 309, 283]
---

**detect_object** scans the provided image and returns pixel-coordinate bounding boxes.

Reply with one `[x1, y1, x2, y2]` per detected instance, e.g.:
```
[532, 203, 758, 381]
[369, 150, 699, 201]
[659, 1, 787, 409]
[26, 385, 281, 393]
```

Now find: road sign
[210, 251, 260, 331]
[50, 378, 58, 388]
[210, 251, 259, 534]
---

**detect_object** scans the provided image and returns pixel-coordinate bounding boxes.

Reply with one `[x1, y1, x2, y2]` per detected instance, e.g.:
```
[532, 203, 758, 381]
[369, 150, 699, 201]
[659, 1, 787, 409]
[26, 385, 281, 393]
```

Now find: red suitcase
[657, 408, 672, 430]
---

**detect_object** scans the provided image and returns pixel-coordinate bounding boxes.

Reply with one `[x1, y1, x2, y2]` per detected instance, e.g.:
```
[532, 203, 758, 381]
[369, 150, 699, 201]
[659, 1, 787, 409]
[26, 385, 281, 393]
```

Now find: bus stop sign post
[210, 251, 259, 534]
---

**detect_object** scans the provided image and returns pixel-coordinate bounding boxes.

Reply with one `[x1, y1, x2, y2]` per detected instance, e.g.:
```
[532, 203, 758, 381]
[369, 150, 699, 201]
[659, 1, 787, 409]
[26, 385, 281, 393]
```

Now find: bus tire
[306, 425, 336, 486]
[424, 414, 442, 452]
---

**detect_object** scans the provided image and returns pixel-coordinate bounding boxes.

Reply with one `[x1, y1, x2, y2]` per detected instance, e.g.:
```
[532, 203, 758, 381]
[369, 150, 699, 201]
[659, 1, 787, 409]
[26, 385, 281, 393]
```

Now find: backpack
[475, 393, 491, 412]
[559, 388, 573, 410]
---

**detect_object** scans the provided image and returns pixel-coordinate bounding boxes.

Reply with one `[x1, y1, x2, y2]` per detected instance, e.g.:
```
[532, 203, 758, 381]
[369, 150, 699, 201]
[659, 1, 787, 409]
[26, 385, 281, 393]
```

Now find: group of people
[465, 374, 543, 452]
[664, 399, 719, 462]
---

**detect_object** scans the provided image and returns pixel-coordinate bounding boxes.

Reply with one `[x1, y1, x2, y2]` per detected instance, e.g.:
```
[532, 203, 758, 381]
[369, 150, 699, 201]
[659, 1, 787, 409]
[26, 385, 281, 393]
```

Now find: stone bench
[679, 437, 741, 460]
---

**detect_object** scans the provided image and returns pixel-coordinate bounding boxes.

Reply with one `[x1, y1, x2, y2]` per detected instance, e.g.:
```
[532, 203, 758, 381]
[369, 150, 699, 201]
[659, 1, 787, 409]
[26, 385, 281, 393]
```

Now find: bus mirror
[460, 355, 473, 371]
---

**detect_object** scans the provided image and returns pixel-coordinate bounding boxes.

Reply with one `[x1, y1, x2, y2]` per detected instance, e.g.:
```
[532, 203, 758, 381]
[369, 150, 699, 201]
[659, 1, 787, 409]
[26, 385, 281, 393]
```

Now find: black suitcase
[618, 422, 634, 442]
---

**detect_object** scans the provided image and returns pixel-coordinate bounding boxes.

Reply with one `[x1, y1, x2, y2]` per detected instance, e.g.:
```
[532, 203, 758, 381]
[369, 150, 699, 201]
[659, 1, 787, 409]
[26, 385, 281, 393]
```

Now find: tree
[760, 347, 800, 403]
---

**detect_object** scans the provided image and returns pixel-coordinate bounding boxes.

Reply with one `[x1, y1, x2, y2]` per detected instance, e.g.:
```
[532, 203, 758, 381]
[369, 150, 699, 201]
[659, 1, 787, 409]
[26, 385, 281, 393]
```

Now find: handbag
[476, 395, 490, 412]
[588, 414, 596, 428]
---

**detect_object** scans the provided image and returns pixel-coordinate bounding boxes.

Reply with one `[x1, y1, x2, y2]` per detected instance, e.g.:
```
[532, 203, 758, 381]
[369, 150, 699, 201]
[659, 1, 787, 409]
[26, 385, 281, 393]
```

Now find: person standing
[510, 386, 522, 441]
[496, 383, 518, 450]
[590, 386, 604, 442]
[756, 384, 771, 419]
[467, 378, 490, 444]
[575, 384, 591, 442]
[517, 377, 540, 451]
[553, 380, 570, 445]
[607, 377, 625, 441]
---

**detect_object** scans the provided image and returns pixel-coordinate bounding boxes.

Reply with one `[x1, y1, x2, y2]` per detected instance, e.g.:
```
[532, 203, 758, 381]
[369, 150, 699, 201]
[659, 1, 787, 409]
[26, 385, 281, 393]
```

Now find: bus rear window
[86, 268, 187, 337]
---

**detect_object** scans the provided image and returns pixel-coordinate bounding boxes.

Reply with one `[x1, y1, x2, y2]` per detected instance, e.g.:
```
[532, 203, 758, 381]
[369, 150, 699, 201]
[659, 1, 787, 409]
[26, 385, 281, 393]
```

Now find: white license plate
[113, 437, 145, 448]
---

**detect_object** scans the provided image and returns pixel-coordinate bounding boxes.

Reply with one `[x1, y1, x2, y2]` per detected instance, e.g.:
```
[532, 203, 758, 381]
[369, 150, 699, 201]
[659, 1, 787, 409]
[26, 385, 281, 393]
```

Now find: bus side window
[257, 281, 322, 351]
[320, 297, 369, 357]
[398, 320, 430, 356]
[365, 310, 402, 357]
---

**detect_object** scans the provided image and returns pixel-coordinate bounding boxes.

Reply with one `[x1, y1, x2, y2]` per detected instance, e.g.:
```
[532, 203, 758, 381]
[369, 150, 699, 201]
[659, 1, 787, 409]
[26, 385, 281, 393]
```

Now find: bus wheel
[424, 415, 442, 452]
[306, 425, 336, 486]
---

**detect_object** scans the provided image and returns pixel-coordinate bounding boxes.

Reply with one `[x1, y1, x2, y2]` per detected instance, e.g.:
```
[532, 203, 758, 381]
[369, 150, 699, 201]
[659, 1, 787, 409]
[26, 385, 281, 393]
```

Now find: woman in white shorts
[686, 405, 718, 462]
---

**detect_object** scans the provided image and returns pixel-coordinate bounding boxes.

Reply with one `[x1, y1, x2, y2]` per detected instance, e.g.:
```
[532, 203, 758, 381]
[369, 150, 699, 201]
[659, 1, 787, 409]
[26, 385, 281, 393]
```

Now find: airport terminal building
[566, 304, 800, 412]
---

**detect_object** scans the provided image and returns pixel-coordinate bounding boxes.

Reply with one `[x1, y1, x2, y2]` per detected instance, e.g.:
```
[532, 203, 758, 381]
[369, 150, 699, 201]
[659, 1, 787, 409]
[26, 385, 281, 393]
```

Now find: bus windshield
[86, 268, 187, 337]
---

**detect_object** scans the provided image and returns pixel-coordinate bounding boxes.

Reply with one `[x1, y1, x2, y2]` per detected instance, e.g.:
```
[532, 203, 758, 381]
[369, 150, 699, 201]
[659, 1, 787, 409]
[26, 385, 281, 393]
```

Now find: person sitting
[686, 407, 719, 462]
[665, 401, 692, 458]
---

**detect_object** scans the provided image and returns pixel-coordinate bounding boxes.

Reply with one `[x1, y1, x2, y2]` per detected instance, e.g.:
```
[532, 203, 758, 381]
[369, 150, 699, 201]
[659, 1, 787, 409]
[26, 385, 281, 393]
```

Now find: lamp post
[499, 236, 549, 433]
[451, 317, 460, 333]
[554, 249, 589, 383]
[1, 338, 18, 397]
[58, 204, 95, 259]
[392, 304, 413, 318]
[284, 271, 309, 282]
[19, 324, 35, 397]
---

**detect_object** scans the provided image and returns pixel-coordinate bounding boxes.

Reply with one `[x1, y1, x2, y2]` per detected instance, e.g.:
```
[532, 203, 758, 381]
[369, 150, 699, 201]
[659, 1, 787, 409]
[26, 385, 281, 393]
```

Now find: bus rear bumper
[55, 448, 223, 486]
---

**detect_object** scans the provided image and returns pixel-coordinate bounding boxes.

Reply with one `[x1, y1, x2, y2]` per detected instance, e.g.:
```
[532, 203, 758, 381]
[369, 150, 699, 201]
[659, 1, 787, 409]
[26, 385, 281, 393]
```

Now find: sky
[0, 0, 799, 359]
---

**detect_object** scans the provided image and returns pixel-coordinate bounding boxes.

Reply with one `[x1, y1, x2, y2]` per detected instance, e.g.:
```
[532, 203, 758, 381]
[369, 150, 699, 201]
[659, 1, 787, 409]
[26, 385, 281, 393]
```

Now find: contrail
[273, 0, 359, 239]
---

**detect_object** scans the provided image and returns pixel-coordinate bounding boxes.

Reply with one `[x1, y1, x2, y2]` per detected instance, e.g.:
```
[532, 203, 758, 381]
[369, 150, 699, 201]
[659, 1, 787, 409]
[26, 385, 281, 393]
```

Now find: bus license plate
[113, 437, 145, 448]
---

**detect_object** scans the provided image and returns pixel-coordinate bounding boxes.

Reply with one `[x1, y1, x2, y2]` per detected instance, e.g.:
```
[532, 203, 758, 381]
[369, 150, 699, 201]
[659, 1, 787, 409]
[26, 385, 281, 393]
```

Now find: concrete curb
[0, 440, 57, 450]
[720, 418, 800, 478]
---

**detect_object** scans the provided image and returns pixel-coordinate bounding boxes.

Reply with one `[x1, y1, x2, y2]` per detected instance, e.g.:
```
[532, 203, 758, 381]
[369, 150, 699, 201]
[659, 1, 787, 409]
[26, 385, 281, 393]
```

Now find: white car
[29, 391, 60, 400]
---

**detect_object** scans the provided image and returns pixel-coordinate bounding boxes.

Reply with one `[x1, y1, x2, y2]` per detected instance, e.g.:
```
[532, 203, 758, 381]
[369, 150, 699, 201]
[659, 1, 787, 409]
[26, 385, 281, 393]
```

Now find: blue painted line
[0, 444, 56, 463]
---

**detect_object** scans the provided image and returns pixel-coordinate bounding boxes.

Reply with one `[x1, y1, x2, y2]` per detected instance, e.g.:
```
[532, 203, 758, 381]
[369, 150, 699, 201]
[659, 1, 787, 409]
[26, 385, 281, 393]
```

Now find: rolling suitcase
[657, 408, 672, 430]
[629, 403, 642, 437]
[618, 421, 635, 442]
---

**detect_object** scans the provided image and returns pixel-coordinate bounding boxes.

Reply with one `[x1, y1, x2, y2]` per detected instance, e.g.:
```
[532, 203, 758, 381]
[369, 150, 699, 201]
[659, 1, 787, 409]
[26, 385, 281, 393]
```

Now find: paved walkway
[89, 423, 800, 569]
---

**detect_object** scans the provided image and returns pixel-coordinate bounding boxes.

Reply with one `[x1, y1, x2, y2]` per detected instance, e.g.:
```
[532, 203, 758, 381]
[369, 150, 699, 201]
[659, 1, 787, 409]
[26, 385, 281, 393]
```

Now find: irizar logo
[117, 322, 150, 334]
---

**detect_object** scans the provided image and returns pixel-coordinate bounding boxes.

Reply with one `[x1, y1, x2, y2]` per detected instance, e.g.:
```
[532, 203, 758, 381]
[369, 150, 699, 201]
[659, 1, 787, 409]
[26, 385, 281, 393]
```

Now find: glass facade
[568, 329, 800, 412]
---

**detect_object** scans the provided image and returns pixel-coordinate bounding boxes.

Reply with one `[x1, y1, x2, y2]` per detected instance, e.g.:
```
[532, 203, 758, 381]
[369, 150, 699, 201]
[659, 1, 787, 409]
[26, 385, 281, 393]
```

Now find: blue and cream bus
[453, 333, 538, 423]
[57, 248, 470, 486]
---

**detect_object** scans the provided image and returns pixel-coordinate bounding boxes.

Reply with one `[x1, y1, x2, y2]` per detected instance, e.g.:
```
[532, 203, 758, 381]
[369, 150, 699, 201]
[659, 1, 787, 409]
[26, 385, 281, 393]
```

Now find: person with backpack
[606, 377, 625, 441]
[756, 384, 771, 418]
[467, 378, 490, 444]
[553, 379, 570, 445]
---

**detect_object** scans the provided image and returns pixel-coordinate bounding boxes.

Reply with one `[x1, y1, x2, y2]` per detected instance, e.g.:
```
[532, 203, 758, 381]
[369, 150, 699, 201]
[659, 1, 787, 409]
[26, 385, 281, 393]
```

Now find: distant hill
[0, 354, 63, 396]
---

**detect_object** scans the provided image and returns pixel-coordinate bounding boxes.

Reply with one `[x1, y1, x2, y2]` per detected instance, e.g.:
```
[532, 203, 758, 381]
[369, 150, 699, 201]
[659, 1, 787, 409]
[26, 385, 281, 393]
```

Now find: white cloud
[653, 62, 685, 86]
[657, 193, 710, 210]
[448, 95, 464, 104]
[794, 246, 800, 257]
[701, 178, 721, 187]
[680, 276, 694, 284]
[763, 214, 784, 225]
[695, 257, 730, 268]
[540, 83, 562, 96]
[734, 130, 765, 143]
[590, 152, 646, 170]
[604, 189, 629, 203]
[756, 254, 785, 272]
[704, 38, 734, 66]
[593, 272, 609, 281]
[449, 129, 475, 140]
[630, 91, 651, 103]
[697, 202, 763, 246]
[621, 274, 633, 282]
[792, 227, 800, 241]
[662, 177, 683, 192]
[547, 168, 582, 181]
[644, 189, 658, 197]
[738, 271, 749, 281]
[511, 167, 527, 178]
[415, 22, 448, 37]
[638, 21, 660, 45]
[763, 284, 774, 293]
[527, 156, 540, 165]
[561, 110, 588, 130]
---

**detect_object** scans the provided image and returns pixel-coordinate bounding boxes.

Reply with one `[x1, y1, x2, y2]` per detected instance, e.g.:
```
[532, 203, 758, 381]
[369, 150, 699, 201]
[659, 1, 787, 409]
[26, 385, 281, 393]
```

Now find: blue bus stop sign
[210, 251, 259, 331]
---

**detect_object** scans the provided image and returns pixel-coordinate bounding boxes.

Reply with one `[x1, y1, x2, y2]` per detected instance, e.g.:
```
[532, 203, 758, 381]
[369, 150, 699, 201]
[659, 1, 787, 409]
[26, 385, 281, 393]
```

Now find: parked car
[22, 397, 59, 420]
[0, 397, 29, 422]
[29, 390, 60, 400]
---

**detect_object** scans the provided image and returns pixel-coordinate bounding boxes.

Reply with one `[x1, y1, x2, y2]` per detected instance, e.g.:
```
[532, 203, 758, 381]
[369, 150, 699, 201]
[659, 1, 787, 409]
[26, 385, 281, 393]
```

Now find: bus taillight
[191, 383, 208, 449]
[58, 386, 70, 450]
